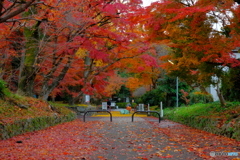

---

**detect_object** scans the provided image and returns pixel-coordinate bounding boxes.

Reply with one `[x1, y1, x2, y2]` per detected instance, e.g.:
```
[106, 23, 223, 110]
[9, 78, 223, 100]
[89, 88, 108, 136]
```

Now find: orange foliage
[141, 0, 240, 90]
[125, 77, 144, 92]
[103, 74, 126, 97]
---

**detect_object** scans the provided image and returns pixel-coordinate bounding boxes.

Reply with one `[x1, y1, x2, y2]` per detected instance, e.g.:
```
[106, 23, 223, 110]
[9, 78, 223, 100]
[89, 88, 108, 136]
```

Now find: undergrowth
[0, 85, 76, 139]
[163, 102, 240, 140]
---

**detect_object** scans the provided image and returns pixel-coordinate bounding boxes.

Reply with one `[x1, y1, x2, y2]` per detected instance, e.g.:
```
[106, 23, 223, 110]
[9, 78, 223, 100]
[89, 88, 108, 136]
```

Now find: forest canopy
[0, 0, 240, 106]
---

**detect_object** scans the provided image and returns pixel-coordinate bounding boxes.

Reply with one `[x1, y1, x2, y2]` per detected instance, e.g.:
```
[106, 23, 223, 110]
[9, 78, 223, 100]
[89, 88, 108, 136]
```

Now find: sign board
[102, 102, 107, 110]
[111, 101, 116, 107]
[85, 95, 90, 103]
[138, 104, 144, 111]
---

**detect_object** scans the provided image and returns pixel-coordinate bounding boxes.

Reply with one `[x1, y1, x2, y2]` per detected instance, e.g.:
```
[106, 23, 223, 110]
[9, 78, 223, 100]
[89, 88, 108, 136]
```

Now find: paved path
[82, 117, 202, 160]
[79, 116, 239, 160]
[1, 116, 239, 160]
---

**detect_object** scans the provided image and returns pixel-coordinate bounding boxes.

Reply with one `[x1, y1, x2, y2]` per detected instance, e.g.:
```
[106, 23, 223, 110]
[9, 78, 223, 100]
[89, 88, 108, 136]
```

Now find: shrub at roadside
[189, 91, 213, 105]
[164, 102, 240, 141]
[116, 102, 137, 108]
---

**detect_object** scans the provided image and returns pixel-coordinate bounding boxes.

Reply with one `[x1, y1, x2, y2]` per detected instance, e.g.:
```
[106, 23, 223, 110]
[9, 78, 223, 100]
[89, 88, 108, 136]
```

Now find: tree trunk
[39, 56, 73, 101]
[17, 22, 41, 97]
[214, 76, 226, 107]
[17, 65, 36, 96]
[216, 86, 226, 107]
[69, 91, 84, 105]
[70, 56, 92, 105]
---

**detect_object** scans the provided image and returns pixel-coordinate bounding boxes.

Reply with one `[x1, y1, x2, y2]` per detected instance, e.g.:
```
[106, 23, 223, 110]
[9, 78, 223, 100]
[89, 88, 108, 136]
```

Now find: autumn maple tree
[3, 0, 240, 106]
[141, 0, 240, 106]
[123, 46, 163, 93]
[0, 0, 156, 104]
[101, 73, 126, 98]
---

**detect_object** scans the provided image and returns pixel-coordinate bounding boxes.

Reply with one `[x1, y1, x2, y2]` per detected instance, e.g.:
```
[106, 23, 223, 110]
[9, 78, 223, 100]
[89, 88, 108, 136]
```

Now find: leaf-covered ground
[0, 117, 239, 160]
[0, 97, 73, 124]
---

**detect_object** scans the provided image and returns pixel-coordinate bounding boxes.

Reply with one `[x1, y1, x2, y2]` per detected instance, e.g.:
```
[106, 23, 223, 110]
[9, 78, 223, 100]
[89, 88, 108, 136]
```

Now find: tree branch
[0, 0, 36, 23]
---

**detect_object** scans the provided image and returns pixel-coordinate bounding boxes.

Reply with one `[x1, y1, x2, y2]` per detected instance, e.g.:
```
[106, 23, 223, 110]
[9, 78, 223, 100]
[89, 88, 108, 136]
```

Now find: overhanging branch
[0, 0, 36, 23]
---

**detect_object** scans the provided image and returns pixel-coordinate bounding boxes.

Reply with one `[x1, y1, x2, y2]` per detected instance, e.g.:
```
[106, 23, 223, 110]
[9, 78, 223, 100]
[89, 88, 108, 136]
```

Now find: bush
[140, 88, 165, 106]
[189, 91, 213, 105]
[116, 102, 137, 108]
[163, 102, 240, 141]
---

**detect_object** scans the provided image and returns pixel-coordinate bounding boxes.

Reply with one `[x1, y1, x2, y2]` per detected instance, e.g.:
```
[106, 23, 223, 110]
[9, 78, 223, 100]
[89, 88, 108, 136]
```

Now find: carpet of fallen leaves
[146, 118, 240, 160]
[0, 119, 103, 159]
[0, 117, 239, 160]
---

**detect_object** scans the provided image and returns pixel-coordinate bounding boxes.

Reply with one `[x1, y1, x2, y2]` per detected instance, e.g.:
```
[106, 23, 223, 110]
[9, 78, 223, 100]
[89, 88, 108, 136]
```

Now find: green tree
[115, 85, 131, 100]
[138, 75, 190, 107]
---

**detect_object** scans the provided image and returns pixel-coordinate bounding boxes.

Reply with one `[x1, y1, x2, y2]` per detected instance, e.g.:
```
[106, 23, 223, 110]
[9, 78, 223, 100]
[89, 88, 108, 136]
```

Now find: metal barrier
[132, 111, 161, 123]
[83, 110, 112, 122]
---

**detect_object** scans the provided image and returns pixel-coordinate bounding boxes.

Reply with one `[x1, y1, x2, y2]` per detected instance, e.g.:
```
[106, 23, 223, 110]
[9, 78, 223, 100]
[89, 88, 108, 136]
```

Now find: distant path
[0, 116, 239, 159]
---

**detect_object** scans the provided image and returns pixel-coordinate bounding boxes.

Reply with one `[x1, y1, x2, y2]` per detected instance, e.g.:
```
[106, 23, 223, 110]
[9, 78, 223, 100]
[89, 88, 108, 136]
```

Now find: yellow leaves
[75, 48, 87, 58]
[94, 60, 105, 67]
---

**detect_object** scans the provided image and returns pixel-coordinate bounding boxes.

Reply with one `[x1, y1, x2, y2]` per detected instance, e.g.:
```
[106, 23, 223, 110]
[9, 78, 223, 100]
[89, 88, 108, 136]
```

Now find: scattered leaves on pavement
[0, 117, 239, 160]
